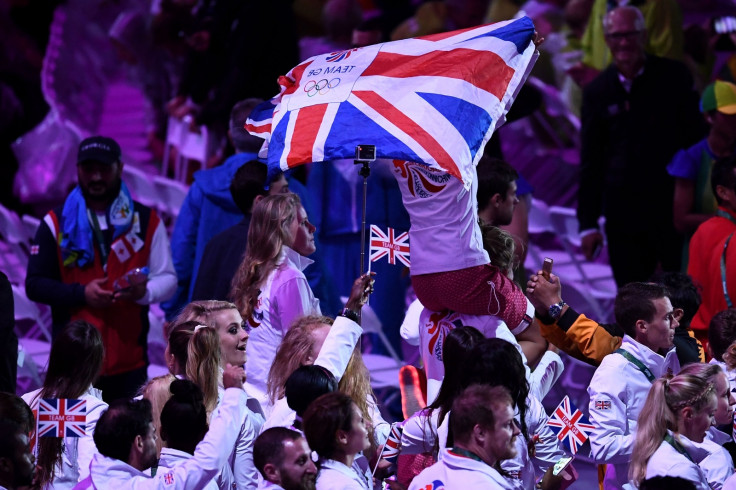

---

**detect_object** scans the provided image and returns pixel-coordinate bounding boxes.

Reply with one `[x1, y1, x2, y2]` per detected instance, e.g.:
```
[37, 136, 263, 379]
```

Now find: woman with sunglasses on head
[230, 193, 321, 413]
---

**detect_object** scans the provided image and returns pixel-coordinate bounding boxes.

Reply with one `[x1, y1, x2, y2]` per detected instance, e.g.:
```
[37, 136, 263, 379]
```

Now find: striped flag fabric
[546, 396, 594, 455]
[246, 17, 538, 189]
[382, 423, 404, 463]
[37, 398, 87, 438]
[370, 225, 410, 267]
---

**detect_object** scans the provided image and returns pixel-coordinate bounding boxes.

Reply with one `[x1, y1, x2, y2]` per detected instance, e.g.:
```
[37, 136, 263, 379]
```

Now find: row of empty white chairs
[526, 198, 616, 322]
[122, 165, 189, 226]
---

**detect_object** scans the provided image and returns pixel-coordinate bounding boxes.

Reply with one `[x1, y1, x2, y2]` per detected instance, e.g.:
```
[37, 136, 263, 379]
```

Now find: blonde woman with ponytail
[186, 326, 222, 416]
[630, 373, 717, 489]
[229, 193, 320, 411]
[679, 362, 736, 489]
[172, 302, 259, 489]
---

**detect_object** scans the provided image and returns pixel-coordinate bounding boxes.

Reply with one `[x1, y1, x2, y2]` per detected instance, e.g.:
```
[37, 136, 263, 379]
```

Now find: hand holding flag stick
[372, 422, 404, 478]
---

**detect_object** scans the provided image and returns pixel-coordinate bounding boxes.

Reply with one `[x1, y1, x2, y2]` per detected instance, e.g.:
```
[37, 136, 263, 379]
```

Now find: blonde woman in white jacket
[22, 320, 107, 489]
[630, 373, 717, 490]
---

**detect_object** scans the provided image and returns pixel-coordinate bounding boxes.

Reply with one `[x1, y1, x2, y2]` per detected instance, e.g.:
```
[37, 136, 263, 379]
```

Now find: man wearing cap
[26, 136, 176, 402]
[577, 6, 705, 287]
[668, 80, 736, 236]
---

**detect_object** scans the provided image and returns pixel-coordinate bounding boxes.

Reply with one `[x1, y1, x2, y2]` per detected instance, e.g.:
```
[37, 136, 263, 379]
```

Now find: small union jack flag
[382, 423, 403, 463]
[595, 400, 611, 410]
[370, 225, 410, 267]
[732, 411, 735, 441]
[163, 472, 175, 485]
[37, 398, 86, 438]
[546, 396, 594, 455]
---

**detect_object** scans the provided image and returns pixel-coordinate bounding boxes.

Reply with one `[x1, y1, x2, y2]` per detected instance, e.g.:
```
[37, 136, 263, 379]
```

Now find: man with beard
[0, 418, 36, 490]
[254, 428, 317, 490]
[408, 384, 522, 490]
[25, 136, 176, 402]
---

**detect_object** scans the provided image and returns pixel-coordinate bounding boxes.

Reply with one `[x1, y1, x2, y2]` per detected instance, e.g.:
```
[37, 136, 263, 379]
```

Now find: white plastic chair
[162, 116, 211, 182]
[152, 176, 189, 219]
[12, 285, 52, 343]
[547, 205, 615, 291]
[122, 165, 158, 209]
[0, 204, 25, 245]
[161, 116, 186, 178]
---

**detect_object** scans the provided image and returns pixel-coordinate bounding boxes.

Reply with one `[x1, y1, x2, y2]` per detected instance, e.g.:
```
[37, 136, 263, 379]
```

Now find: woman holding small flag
[630, 373, 717, 490]
[22, 320, 107, 489]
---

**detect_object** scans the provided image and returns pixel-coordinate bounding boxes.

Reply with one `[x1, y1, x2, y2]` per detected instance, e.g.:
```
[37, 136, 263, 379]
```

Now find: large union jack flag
[246, 17, 537, 189]
[370, 225, 410, 267]
[546, 396, 594, 455]
[38, 398, 86, 438]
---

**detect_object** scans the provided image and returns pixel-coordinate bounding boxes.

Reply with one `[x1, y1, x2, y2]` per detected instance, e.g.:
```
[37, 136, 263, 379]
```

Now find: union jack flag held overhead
[370, 225, 410, 267]
[546, 396, 594, 455]
[246, 17, 538, 189]
[37, 398, 87, 438]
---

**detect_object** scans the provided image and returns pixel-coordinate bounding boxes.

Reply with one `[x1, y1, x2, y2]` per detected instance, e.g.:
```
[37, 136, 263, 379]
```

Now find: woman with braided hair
[630, 373, 717, 489]
[678, 362, 735, 489]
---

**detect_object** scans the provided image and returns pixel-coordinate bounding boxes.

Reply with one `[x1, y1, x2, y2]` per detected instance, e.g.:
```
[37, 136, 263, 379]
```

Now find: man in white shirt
[74, 364, 247, 490]
[0, 419, 36, 490]
[254, 427, 317, 490]
[587, 282, 681, 489]
[409, 384, 521, 490]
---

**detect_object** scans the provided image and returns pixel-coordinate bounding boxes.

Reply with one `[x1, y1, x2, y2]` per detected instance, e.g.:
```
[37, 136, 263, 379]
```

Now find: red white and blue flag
[37, 398, 86, 438]
[246, 17, 538, 189]
[382, 423, 404, 463]
[546, 396, 594, 455]
[370, 225, 410, 267]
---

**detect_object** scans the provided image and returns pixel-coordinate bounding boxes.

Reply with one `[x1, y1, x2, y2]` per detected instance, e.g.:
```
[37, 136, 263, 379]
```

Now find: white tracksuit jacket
[400, 395, 567, 489]
[645, 431, 710, 490]
[72, 388, 247, 490]
[22, 386, 108, 489]
[587, 335, 680, 489]
[408, 449, 516, 490]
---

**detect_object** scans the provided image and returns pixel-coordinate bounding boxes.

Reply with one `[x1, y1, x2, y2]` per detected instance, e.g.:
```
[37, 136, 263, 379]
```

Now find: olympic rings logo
[304, 78, 340, 97]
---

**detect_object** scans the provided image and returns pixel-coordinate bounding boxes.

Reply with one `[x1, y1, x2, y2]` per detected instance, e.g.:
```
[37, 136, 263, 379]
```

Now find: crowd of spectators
[2, 0, 736, 489]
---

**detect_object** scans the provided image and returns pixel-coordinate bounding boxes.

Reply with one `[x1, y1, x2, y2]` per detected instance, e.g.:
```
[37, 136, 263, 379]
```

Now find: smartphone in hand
[541, 258, 553, 280]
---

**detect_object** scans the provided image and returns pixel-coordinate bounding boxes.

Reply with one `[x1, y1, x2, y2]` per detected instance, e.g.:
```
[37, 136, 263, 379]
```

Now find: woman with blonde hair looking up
[630, 373, 717, 489]
[230, 193, 320, 411]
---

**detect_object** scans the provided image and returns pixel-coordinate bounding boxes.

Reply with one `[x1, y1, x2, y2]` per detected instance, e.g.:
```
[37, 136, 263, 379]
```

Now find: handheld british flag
[382, 423, 404, 463]
[546, 396, 594, 455]
[373, 422, 404, 477]
[246, 17, 538, 189]
[370, 225, 410, 267]
[37, 398, 86, 438]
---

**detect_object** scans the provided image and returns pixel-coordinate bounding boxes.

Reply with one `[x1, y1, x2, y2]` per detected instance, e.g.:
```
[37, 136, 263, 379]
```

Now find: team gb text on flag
[246, 17, 538, 189]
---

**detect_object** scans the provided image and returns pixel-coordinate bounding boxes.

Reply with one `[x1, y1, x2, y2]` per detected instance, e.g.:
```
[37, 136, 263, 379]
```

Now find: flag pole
[354, 145, 374, 277]
[355, 145, 375, 320]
